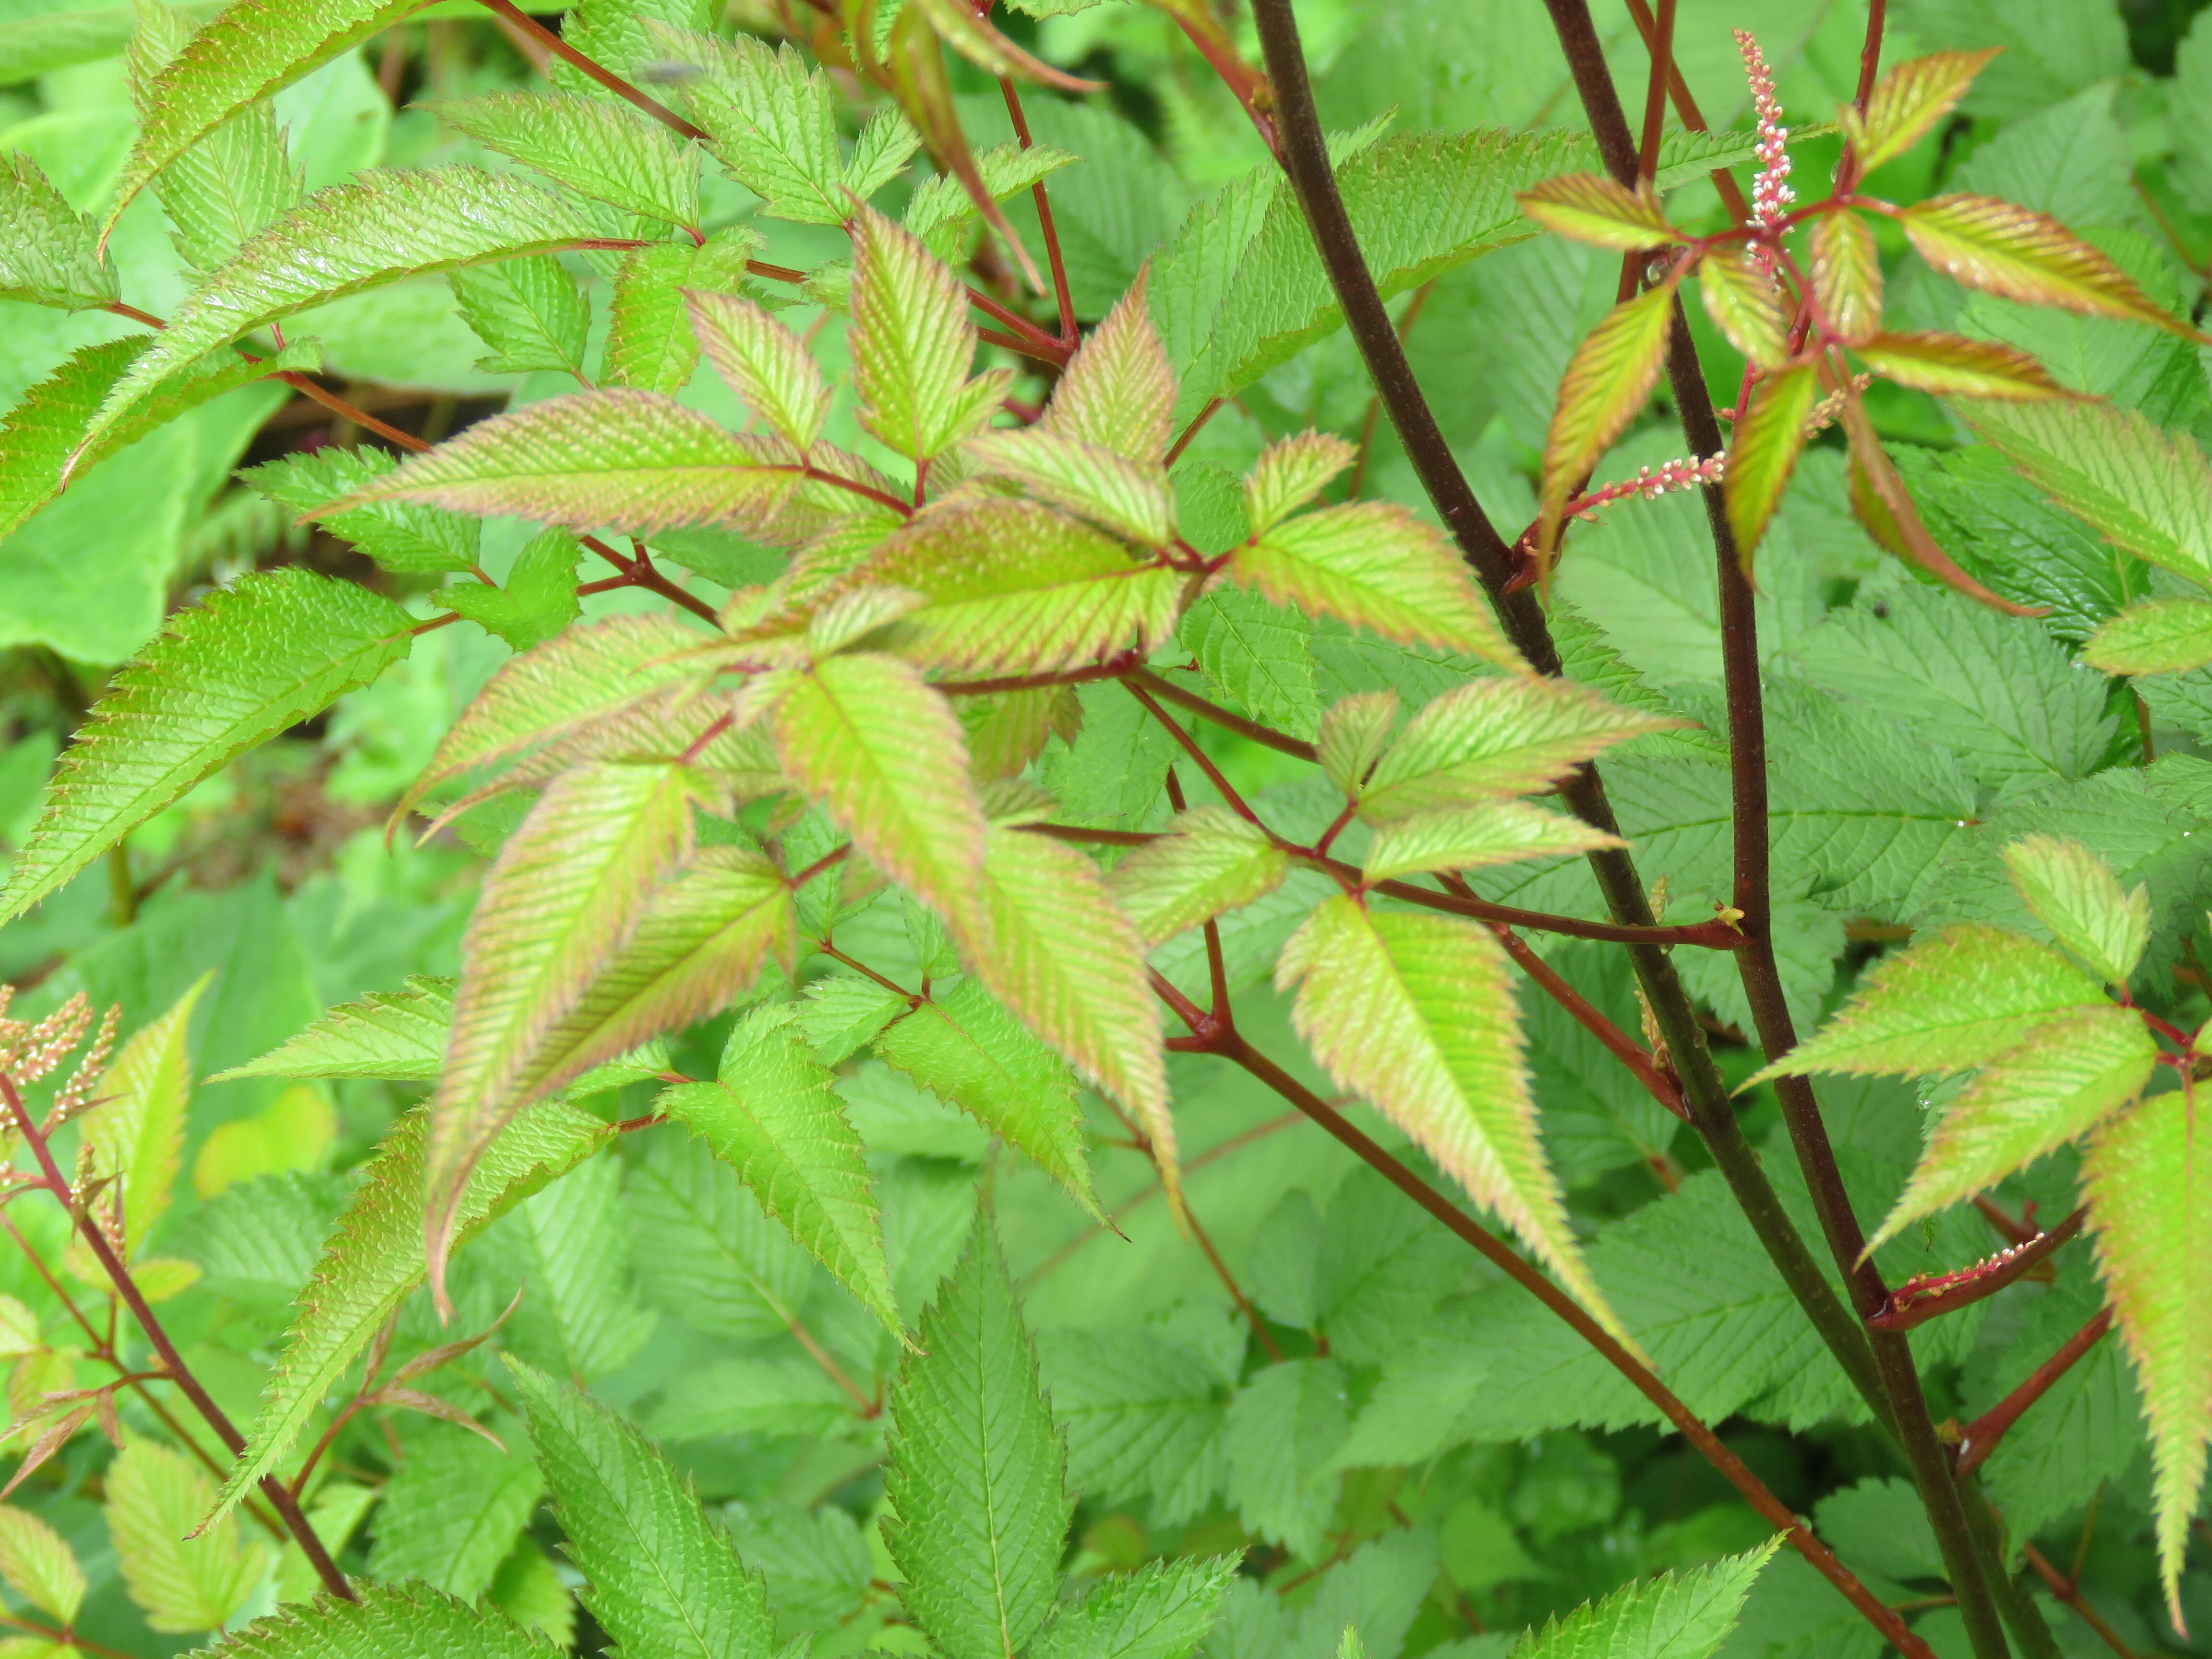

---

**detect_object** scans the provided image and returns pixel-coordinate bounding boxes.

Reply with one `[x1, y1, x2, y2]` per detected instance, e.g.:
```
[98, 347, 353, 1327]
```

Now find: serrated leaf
[1864, 1005, 2155, 1254]
[603, 232, 760, 396]
[1857, 330, 2069, 400]
[686, 289, 831, 452]
[654, 24, 844, 225]
[1178, 589, 1319, 740]
[1696, 251, 1789, 369]
[84, 167, 608, 453]
[2084, 598, 2212, 675]
[432, 91, 700, 226]
[84, 975, 207, 1252]
[1222, 1357, 1348, 1555]
[107, 1442, 267, 1633]
[770, 653, 987, 944]
[1359, 800, 1620, 884]
[901, 141, 1074, 265]
[2083, 1088, 2212, 1625]
[2001, 834, 2152, 986]
[440, 529, 581, 652]
[1902, 193, 2196, 339]
[1277, 896, 1632, 1354]
[1971, 399, 2212, 587]
[1517, 1540, 1780, 1659]
[0, 152, 116, 309]
[657, 1004, 901, 1334]
[1244, 431, 1356, 535]
[212, 976, 453, 1083]
[850, 206, 1009, 461]
[199, 1582, 560, 1659]
[1812, 210, 1883, 342]
[1046, 275, 1174, 462]
[426, 762, 699, 1276]
[206, 1101, 609, 1528]
[1747, 922, 2107, 1082]
[1539, 274, 1681, 546]
[1360, 674, 1674, 821]
[972, 821, 1170, 1182]
[0, 1506, 84, 1624]
[1026, 1557, 1238, 1659]
[874, 980, 1100, 1217]
[368, 1429, 543, 1599]
[1317, 689, 1399, 800]
[1105, 805, 1288, 947]
[1517, 171, 1678, 251]
[1842, 394, 2040, 615]
[1231, 502, 1522, 668]
[509, 1357, 776, 1659]
[1844, 49, 2001, 173]
[0, 568, 410, 923]
[451, 256, 591, 378]
[1725, 362, 1817, 563]
[330, 388, 791, 538]
[847, 103, 923, 201]
[964, 430, 1174, 546]
[243, 446, 480, 574]
[105, 0, 424, 234]
[882, 1210, 1069, 1659]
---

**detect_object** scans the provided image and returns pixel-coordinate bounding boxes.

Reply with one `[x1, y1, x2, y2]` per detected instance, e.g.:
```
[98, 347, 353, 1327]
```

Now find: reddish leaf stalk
[2022, 1542, 2140, 1659]
[998, 77, 1077, 343]
[0, 1075, 355, 1600]
[1490, 926, 1687, 1120]
[966, 287, 1074, 364]
[1620, 0, 1754, 225]
[1123, 681, 1262, 826]
[1124, 668, 1318, 762]
[1869, 1208, 2086, 1331]
[469, 0, 708, 140]
[1957, 1310, 2114, 1478]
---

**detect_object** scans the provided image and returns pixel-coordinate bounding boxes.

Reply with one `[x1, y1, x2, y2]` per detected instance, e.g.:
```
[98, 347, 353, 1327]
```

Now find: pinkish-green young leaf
[1842, 49, 2001, 174]
[1278, 896, 1636, 1356]
[2002, 835, 2151, 987]
[1317, 689, 1400, 801]
[770, 651, 990, 944]
[1231, 502, 1524, 670]
[425, 761, 701, 1291]
[1516, 171, 1679, 251]
[1044, 273, 1173, 461]
[1359, 801, 1620, 884]
[1105, 805, 1288, 947]
[84, 976, 210, 1253]
[1725, 362, 1818, 564]
[1812, 210, 1884, 343]
[685, 289, 832, 453]
[1539, 273, 1682, 547]
[1697, 251, 1790, 369]
[2083, 598, 2212, 676]
[2083, 1087, 2212, 1627]
[1245, 432, 1358, 536]
[1902, 194, 2200, 340]
[1856, 330, 2069, 401]
[962, 430, 1174, 546]
[850, 205, 1010, 461]
[329, 389, 794, 539]
[1863, 1005, 2157, 1255]
[600, 232, 761, 397]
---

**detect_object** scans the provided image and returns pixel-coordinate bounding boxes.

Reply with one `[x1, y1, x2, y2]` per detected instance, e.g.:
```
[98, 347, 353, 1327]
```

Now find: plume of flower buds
[1569, 453, 1729, 521]
[1734, 30, 1793, 274]
[1803, 373, 1875, 438]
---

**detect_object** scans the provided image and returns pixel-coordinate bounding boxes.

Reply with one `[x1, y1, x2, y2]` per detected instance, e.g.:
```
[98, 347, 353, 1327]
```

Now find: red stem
[1123, 680, 1262, 826]
[469, 0, 707, 141]
[1124, 667, 1317, 762]
[1491, 925, 1686, 1120]
[999, 78, 1076, 344]
[1957, 1310, 2113, 1478]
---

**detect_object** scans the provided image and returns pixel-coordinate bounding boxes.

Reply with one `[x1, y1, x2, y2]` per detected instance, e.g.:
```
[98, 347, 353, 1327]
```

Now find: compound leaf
[1902, 193, 2196, 339]
[2084, 598, 2212, 676]
[203, 1583, 559, 1659]
[432, 90, 700, 226]
[1516, 1540, 1780, 1659]
[0, 152, 115, 308]
[849, 207, 1009, 461]
[107, 1442, 267, 1634]
[1106, 806, 1288, 947]
[2001, 834, 2152, 986]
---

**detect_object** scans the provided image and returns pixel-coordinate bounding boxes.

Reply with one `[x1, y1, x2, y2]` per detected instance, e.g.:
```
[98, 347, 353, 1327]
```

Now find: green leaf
[769, 651, 988, 941]
[1105, 805, 1288, 947]
[330, 388, 790, 539]
[1359, 674, 1673, 821]
[1725, 362, 1817, 564]
[873, 980, 1101, 1217]
[84, 974, 208, 1252]
[1856, 329, 2069, 401]
[1244, 432, 1356, 536]
[107, 1442, 268, 1634]
[902, 141, 1075, 265]
[1515, 1540, 1780, 1659]
[602, 232, 761, 396]
[208, 1101, 609, 1528]
[1516, 171, 1678, 251]
[1844, 49, 2001, 173]
[654, 25, 844, 225]
[1036, 1323, 1226, 1520]
[1179, 590, 1320, 740]
[439, 529, 582, 652]
[971, 821, 1170, 1187]
[656, 1004, 902, 1334]
[1539, 275, 1681, 546]
[2083, 1087, 2212, 1624]
[1223, 1357, 1349, 1557]
[964, 429, 1174, 547]
[493, 1152, 659, 1380]
[1317, 689, 1400, 800]
[1046, 277, 1175, 462]
[1359, 801, 1620, 884]
[2001, 834, 2151, 985]
[850, 206, 1010, 461]
[425, 761, 700, 1276]
[201, 1582, 560, 1659]
[431, 91, 700, 226]
[0, 568, 411, 924]
[654, 1357, 858, 1440]
[1812, 210, 1883, 342]
[1863, 1004, 2155, 1254]
[368, 1428, 545, 1599]
[1748, 923, 2107, 1083]
[84, 167, 606, 452]
[1697, 250, 1789, 368]
[1230, 502, 1522, 668]
[243, 446, 480, 575]
[509, 1357, 777, 1659]
[847, 104, 924, 201]
[1277, 895, 1630, 1354]
[105, 0, 425, 234]
[2083, 597, 2212, 675]
[0, 152, 117, 309]
[1026, 1557, 1238, 1659]
[882, 1210, 1069, 1659]
[1902, 193, 2196, 339]
[686, 289, 831, 452]
[0, 1506, 86, 1624]
[450, 256, 591, 378]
